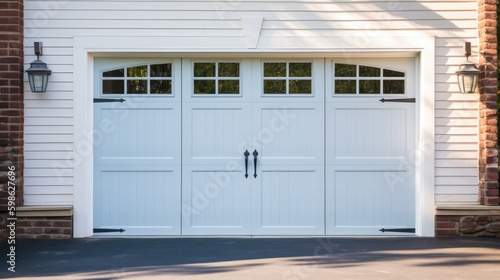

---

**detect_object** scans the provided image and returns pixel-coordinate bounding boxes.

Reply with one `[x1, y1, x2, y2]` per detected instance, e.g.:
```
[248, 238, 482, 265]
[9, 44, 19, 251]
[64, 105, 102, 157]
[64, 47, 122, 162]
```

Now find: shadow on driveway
[1, 237, 500, 279]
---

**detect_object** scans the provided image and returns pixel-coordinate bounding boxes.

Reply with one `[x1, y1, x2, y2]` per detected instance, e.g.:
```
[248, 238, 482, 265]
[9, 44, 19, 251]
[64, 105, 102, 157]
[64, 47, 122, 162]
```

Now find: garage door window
[263, 62, 312, 95]
[334, 64, 405, 95]
[193, 62, 240, 95]
[102, 63, 173, 95]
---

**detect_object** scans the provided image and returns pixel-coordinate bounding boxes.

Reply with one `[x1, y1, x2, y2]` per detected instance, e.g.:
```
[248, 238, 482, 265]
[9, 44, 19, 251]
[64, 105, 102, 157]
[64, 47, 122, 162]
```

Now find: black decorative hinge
[379, 98, 415, 103]
[93, 228, 126, 233]
[379, 228, 415, 233]
[93, 98, 126, 103]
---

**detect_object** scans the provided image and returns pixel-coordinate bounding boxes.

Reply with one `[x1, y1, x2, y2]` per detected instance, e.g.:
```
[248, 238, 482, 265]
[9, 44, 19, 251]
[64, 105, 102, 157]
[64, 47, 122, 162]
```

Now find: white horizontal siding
[25, 168, 74, 177]
[24, 178, 73, 187]
[25, 134, 73, 143]
[24, 1, 477, 12]
[434, 50, 479, 206]
[24, 10, 476, 21]
[24, 0, 480, 205]
[435, 195, 479, 205]
[24, 195, 74, 206]
[435, 168, 478, 177]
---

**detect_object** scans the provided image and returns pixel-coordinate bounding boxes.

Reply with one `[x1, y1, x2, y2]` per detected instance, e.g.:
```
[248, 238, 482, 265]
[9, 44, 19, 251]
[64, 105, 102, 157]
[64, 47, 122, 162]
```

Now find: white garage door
[93, 57, 415, 236]
[93, 58, 182, 235]
[181, 59, 325, 235]
[325, 58, 416, 235]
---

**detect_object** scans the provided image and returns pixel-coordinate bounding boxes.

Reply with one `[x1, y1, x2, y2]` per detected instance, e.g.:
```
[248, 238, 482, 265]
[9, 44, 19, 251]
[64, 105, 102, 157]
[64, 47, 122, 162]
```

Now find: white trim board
[72, 35, 435, 237]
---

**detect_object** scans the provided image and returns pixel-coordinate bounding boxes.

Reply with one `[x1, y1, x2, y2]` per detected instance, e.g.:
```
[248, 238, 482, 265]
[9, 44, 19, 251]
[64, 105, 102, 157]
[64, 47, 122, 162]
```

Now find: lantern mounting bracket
[34, 42, 43, 59]
[464, 41, 471, 59]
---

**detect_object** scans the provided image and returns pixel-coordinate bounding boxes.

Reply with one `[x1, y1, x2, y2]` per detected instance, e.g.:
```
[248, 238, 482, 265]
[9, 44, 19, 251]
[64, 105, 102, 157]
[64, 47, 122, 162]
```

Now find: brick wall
[17, 217, 72, 239]
[478, 0, 500, 205]
[0, 0, 24, 239]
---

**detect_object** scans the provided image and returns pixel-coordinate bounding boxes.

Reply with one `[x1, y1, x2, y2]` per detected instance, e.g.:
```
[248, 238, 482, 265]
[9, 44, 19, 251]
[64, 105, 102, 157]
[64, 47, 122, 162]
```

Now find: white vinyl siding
[24, 0, 479, 205]
[434, 38, 479, 205]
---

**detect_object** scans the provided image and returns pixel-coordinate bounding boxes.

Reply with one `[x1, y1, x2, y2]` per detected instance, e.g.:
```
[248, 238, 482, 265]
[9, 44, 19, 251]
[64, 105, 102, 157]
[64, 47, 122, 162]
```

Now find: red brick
[480, 181, 499, 189]
[33, 235, 53, 239]
[44, 228, 62, 235]
[486, 156, 498, 164]
[17, 234, 36, 239]
[33, 221, 52, 227]
[16, 220, 33, 227]
[484, 197, 500, 205]
[486, 189, 500, 197]
[0, 1, 24, 216]
[24, 227, 43, 235]
[436, 216, 461, 222]
[436, 229, 459, 237]
[484, 165, 498, 173]
[53, 221, 72, 228]
[480, 173, 499, 181]
[480, 94, 498, 102]
[436, 221, 458, 229]
[477, 0, 498, 207]
[0, 10, 19, 17]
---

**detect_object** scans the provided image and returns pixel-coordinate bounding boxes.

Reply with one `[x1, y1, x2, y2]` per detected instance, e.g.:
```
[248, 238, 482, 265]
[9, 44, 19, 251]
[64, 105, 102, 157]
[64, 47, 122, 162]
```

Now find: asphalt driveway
[1, 237, 500, 279]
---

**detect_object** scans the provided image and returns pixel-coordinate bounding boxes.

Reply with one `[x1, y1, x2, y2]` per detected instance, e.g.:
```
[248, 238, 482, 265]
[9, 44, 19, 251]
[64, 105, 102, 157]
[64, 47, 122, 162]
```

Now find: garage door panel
[182, 167, 251, 235]
[253, 104, 324, 165]
[93, 166, 181, 235]
[329, 159, 412, 167]
[252, 166, 325, 235]
[331, 170, 414, 226]
[326, 167, 415, 235]
[327, 104, 411, 162]
[95, 103, 180, 166]
[326, 97, 415, 235]
[182, 103, 251, 166]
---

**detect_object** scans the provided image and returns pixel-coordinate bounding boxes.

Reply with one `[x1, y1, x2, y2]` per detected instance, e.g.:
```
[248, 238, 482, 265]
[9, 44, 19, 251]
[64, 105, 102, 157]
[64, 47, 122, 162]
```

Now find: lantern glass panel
[29, 73, 49, 92]
[457, 73, 477, 93]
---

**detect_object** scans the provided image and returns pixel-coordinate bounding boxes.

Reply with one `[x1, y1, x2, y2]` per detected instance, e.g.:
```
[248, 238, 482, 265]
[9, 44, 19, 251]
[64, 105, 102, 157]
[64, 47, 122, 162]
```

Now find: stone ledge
[436, 205, 500, 216]
[16, 206, 73, 217]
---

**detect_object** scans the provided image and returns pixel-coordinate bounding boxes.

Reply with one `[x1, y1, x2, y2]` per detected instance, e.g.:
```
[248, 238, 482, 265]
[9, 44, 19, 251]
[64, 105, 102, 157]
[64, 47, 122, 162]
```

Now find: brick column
[478, 0, 500, 205]
[0, 0, 24, 238]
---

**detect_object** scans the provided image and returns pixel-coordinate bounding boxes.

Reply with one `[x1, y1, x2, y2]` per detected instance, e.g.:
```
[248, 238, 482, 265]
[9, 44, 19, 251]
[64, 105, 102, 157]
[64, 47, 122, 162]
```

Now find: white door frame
[72, 35, 435, 237]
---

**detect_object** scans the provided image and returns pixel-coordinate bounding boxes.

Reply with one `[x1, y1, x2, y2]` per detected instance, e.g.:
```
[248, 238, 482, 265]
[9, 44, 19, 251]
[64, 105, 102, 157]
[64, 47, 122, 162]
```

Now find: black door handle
[244, 150, 250, 178]
[253, 150, 258, 178]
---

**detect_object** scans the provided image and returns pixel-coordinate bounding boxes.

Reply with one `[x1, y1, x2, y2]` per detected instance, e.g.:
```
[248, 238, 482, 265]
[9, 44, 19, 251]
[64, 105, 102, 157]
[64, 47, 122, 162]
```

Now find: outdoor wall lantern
[455, 42, 480, 94]
[26, 42, 52, 93]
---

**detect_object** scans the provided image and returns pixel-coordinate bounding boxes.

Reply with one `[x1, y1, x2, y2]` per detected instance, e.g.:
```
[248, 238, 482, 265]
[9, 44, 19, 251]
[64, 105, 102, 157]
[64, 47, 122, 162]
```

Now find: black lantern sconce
[26, 42, 52, 93]
[455, 42, 480, 94]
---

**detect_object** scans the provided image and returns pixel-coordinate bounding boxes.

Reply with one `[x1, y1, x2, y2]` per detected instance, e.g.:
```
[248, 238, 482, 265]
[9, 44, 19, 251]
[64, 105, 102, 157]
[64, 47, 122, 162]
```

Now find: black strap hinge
[379, 98, 415, 103]
[379, 228, 415, 233]
[93, 98, 126, 103]
[93, 228, 126, 233]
